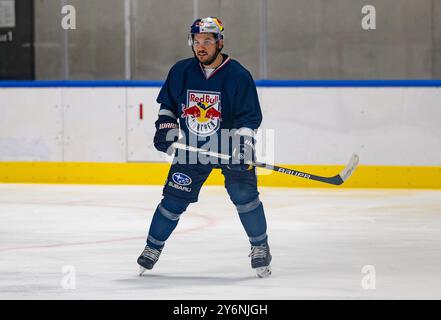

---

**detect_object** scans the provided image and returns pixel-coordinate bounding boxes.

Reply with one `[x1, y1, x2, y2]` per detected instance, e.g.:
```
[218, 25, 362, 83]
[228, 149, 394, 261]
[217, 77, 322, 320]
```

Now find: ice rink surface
[0, 183, 440, 300]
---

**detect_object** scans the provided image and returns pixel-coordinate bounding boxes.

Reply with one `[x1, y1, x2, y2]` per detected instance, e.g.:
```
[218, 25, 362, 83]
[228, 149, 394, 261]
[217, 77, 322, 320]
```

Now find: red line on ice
[0, 212, 216, 252]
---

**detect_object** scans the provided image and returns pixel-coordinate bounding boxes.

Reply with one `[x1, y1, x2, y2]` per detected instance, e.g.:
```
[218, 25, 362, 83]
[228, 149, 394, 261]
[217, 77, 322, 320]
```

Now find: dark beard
[196, 50, 219, 66]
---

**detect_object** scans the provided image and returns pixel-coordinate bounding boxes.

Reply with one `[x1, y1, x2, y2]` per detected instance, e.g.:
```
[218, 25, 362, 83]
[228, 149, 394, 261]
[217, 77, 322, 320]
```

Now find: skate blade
[139, 266, 146, 276]
[256, 266, 272, 278]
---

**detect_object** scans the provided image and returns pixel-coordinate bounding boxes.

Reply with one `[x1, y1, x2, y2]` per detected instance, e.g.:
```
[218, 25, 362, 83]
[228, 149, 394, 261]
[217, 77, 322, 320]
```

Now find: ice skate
[249, 242, 272, 278]
[255, 265, 272, 278]
[137, 244, 163, 276]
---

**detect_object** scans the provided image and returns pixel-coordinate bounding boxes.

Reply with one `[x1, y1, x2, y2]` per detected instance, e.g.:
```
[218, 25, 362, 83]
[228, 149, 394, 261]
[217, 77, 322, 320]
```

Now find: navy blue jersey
[156, 54, 262, 156]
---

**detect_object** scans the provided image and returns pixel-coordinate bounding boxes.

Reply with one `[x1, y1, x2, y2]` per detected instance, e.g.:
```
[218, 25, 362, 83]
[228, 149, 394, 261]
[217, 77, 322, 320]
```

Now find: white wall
[63, 88, 127, 162]
[127, 88, 166, 162]
[0, 88, 63, 161]
[261, 87, 441, 165]
[1, 87, 440, 165]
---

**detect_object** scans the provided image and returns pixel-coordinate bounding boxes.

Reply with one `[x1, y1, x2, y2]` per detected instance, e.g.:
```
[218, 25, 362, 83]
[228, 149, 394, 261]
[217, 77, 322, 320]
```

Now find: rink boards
[0, 82, 440, 188]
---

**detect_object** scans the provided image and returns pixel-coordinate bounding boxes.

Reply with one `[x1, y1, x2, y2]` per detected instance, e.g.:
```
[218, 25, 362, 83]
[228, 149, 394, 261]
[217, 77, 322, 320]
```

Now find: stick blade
[338, 153, 360, 183]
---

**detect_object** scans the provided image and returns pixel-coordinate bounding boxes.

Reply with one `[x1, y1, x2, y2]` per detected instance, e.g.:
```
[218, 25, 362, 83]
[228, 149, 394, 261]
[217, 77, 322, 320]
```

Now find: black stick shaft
[252, 162, 344, 185]
[172, 142, 351, 186]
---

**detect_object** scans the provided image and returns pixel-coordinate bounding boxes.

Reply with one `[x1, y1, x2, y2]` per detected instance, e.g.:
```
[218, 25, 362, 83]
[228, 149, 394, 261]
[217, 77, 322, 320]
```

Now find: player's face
[192, 33, 221, 64]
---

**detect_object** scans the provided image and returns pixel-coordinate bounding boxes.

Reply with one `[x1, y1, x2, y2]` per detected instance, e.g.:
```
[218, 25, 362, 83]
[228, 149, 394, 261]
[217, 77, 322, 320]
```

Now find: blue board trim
[0, 80, 164, 88]
[1, 80, 441, 88]
[255, 80, 441, 87]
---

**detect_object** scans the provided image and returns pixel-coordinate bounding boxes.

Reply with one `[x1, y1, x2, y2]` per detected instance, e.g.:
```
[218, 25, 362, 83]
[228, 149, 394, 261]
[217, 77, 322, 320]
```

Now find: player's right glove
[227, 128, 256, 171]
[153, 115, 179, 155]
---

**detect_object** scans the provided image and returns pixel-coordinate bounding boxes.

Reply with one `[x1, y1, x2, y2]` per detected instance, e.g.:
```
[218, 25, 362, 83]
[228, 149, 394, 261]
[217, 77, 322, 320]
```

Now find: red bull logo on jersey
[182, 90, 221, 136]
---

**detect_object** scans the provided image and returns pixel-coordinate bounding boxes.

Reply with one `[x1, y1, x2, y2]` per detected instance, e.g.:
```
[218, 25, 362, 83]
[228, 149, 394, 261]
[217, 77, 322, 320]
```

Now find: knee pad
[226, 183, 261, 213]
[158, 197, 190, 221]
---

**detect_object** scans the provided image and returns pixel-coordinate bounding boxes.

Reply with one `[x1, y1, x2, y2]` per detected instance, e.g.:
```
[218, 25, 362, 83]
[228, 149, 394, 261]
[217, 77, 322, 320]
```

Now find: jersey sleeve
[232, 71, 262, 130]
[156, 66, 179, 119]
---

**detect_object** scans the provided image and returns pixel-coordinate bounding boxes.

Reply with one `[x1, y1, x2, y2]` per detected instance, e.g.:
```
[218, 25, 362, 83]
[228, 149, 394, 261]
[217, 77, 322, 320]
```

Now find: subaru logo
[172, 172, 192, 186]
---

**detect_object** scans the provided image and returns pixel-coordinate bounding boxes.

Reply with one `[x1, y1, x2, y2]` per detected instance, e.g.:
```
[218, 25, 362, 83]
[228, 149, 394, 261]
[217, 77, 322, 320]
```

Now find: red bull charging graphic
[182, 90, 222, 136]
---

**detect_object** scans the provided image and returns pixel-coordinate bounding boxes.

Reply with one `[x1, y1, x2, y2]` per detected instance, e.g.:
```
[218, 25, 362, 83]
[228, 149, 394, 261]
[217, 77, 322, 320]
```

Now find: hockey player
[137, 17, 272, 278]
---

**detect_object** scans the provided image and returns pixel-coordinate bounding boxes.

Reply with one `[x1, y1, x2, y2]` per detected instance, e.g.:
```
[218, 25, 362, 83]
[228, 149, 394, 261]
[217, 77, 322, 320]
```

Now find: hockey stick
[172, 142, 359, 186]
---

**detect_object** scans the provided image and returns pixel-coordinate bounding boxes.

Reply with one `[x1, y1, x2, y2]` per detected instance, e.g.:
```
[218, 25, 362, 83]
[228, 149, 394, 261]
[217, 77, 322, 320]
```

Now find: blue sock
[238, 203, 268, 246]
[146, 197, 189, 250]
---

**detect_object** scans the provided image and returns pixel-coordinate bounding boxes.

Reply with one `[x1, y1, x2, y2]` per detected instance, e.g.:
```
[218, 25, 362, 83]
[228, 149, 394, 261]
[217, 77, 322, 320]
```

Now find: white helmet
[188, 17, 225, 46]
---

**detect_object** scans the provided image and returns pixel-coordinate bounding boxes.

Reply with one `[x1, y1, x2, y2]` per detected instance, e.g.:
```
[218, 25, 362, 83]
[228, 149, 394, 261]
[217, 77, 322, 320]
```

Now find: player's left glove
[227, 128, 256, 171]
[153, 115, 179, 156]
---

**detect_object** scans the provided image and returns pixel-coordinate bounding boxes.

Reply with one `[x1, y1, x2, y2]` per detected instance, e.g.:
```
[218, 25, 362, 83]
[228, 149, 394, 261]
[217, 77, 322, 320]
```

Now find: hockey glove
[153, 115, 179, 155]
[227, 128, 256, 171]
